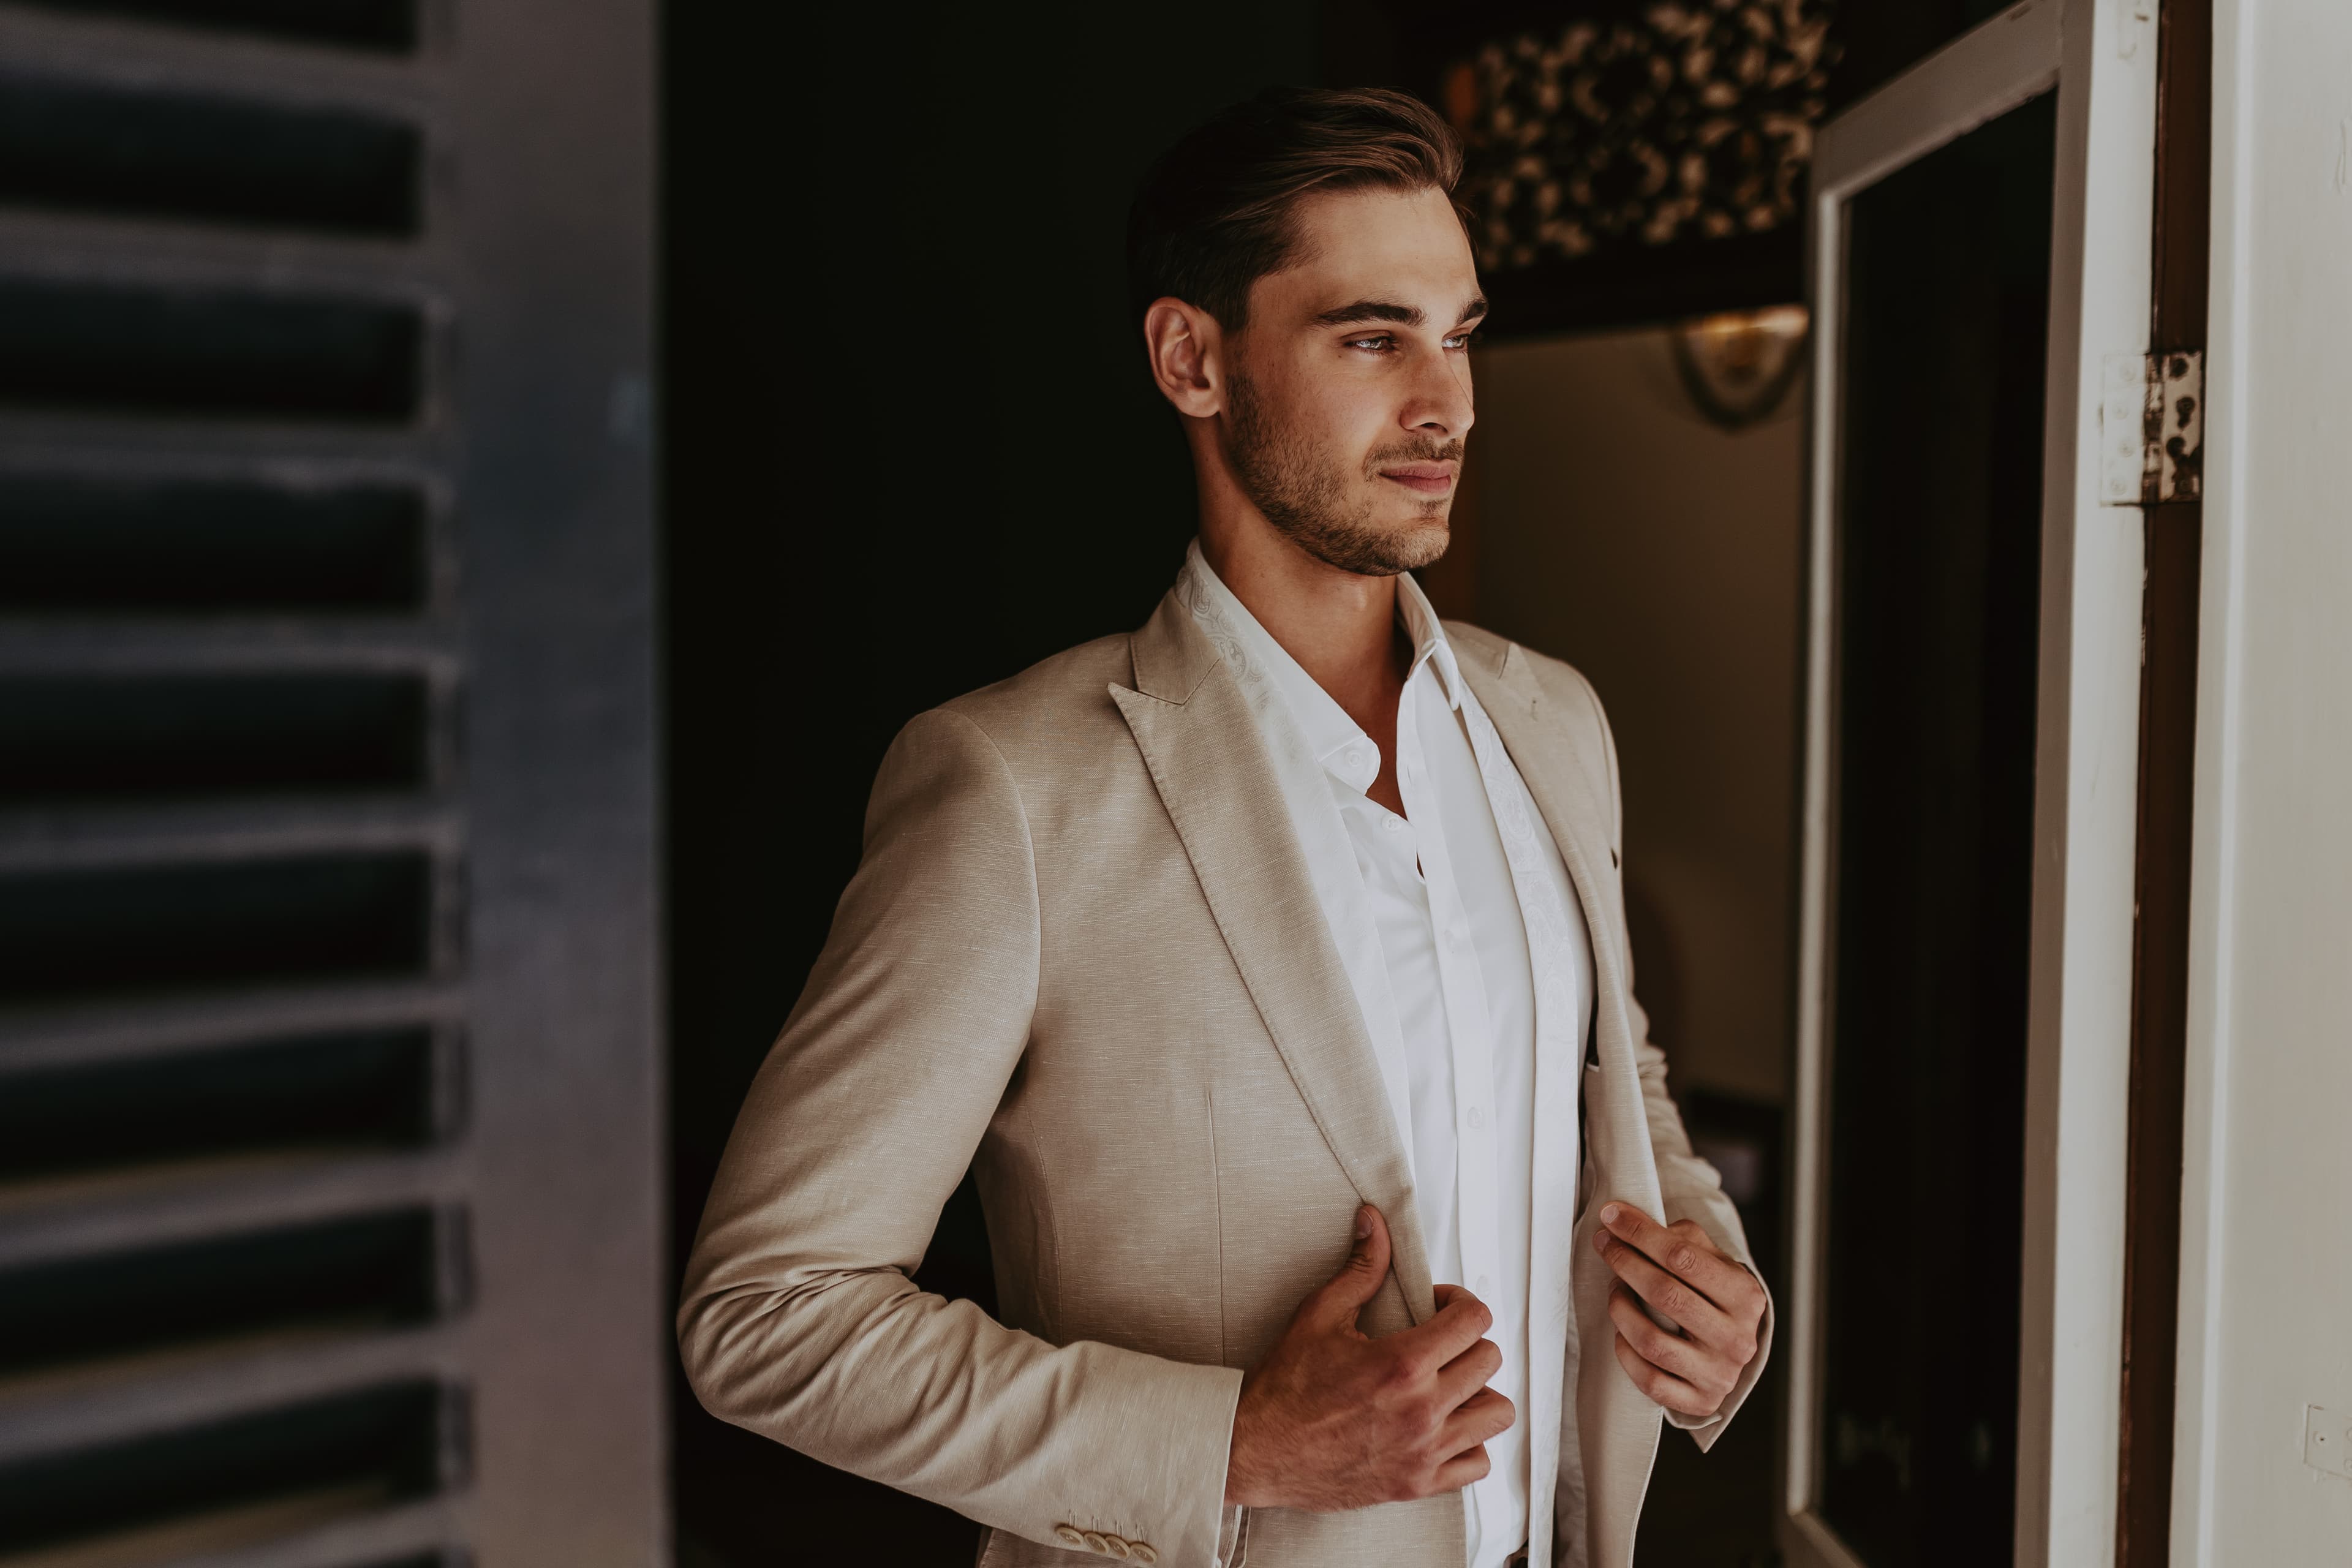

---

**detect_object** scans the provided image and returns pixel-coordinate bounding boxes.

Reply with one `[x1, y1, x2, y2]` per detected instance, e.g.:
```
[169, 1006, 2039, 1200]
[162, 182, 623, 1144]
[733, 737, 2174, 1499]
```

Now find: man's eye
[1345, 335, 1395, 352]
[1444, 330, 1483, 350]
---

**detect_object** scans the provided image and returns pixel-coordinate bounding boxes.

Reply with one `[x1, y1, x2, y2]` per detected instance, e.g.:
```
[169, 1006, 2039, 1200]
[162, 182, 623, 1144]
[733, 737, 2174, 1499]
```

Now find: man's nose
[1404, 346, 1474, 437]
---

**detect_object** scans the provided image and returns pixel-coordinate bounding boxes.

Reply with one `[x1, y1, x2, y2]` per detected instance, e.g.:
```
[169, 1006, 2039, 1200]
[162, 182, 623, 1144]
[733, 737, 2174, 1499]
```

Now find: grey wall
[456, 0, 663, 1559]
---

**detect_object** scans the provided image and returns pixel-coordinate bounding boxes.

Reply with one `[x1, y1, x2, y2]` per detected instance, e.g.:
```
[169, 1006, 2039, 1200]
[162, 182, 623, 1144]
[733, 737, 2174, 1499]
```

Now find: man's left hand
[1591, 1200, 1766, 1422]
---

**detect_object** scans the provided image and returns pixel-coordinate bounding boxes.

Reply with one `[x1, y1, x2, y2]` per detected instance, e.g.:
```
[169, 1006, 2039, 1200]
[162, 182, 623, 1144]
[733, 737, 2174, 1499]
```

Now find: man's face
[1222, 185, 1483, 576]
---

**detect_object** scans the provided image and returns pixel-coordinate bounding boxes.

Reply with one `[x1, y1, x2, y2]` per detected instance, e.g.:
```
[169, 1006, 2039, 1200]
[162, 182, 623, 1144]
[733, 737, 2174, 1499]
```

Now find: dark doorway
[1814, 89, 2057, 1568]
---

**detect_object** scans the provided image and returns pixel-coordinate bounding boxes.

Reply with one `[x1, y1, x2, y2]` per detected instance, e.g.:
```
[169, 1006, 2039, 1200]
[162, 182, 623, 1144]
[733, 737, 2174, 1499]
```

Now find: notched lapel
[1112, 596, 1436, 1323]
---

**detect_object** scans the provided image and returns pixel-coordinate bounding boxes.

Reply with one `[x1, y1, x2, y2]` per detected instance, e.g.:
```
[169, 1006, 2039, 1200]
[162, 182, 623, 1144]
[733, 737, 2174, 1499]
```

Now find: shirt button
[1467, 1105, 1485, 1129]
[1344, 747, 1365, 770]
[1384, 816, 1403, 833]
[1477, 1273, 1492, 1294]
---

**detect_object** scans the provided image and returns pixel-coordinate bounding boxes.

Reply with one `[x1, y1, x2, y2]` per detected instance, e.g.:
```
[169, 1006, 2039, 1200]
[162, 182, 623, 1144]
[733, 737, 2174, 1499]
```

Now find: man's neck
[1197, 516, 1409, 746]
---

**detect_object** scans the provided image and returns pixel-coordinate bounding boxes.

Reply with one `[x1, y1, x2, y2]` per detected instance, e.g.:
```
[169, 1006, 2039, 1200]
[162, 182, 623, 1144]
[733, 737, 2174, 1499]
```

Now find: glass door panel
[1787, 2, 2158, 1564]
[1817, 88, 2055, 1568]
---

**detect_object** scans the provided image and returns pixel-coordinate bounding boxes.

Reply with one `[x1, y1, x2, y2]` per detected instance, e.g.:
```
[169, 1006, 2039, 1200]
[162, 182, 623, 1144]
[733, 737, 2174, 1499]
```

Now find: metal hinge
[2100, 350, 2205, 504]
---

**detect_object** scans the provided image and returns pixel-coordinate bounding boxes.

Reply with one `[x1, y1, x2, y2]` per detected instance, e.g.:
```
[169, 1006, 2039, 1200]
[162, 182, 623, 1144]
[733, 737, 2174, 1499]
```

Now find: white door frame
[1785, 2, 2159, 1564]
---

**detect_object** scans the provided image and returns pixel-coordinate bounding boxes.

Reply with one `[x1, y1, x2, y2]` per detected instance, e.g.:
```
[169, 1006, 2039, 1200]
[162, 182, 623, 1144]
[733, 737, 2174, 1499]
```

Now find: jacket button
[1101, 1537, 1133, 1559]
[1082, 1532, 1112, 1553]
[1054, 1525, 1086, 1547]
[1129, 1547, 1158, 1565]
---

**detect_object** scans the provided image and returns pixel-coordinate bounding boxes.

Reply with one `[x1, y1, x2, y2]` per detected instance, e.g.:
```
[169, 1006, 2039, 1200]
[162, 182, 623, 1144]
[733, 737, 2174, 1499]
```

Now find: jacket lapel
[1451, 635, 1665, 1218]
[1454, 631, 1668, 1568]
[1112, 591, 1438, 1322]
[1448, 636, 1612, 968]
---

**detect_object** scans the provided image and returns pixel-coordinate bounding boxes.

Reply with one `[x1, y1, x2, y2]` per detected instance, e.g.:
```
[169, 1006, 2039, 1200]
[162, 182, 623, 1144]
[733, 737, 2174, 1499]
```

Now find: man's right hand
[1223, 1204, 1515, 1512]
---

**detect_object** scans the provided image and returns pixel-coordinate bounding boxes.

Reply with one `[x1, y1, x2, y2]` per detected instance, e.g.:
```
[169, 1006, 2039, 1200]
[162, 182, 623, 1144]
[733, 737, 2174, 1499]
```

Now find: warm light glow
[1670, 306, 1811, 429]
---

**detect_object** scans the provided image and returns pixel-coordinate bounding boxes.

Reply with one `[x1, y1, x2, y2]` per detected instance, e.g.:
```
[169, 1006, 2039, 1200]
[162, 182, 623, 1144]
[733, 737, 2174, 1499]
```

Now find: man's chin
[1314, 524, 1449, 578]
[1378, 512, 1452, 575]
[1262, 498, 1451, 577]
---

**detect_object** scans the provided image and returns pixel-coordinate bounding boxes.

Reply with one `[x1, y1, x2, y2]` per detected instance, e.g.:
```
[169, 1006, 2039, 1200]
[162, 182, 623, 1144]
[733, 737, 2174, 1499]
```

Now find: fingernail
[1355, 1206, 1374, 1240]
[1601, 1204, 1621, 1224]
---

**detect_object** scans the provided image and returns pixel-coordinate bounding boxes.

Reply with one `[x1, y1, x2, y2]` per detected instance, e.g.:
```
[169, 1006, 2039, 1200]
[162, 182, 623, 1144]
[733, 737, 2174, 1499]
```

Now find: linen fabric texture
[676, 586, 1773, 1568]
[1177, 543, 1595, 1568]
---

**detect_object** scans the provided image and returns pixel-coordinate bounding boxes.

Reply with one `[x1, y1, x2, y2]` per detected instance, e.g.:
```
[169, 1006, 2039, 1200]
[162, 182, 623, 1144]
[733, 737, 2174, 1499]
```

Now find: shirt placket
[1393, 671, 1510, 1559]
[1457, 687, 1589, 1562]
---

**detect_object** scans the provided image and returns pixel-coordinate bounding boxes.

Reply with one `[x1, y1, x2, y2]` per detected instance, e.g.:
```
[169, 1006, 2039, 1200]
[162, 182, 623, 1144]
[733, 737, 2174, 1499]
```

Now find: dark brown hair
[1125, 87, 1466, 331]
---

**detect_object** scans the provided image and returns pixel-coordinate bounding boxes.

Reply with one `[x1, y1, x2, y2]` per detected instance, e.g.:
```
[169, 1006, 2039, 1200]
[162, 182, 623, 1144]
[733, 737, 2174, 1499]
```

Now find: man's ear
[1143, 296, 1226, 420]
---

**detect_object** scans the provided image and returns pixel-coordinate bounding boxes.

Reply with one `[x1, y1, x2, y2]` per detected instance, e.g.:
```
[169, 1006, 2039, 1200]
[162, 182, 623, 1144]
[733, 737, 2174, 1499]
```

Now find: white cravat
[1177, 544, 1594, 1568]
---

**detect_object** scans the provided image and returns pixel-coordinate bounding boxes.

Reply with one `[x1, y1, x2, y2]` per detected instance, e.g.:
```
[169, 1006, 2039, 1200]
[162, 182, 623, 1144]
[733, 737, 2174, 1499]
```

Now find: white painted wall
[1470, 327, 1806, 1107]
[2173, 2, 2352, 1561]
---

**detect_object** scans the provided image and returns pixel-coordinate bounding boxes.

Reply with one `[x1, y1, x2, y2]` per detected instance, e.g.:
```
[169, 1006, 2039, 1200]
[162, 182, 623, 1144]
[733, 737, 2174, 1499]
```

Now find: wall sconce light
[1670, 305, 1810, 431]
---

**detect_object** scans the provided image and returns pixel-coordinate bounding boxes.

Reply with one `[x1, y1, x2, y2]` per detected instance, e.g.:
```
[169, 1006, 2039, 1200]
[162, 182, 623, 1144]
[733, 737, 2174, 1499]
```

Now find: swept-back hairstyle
[1125, 86, 1466, 332]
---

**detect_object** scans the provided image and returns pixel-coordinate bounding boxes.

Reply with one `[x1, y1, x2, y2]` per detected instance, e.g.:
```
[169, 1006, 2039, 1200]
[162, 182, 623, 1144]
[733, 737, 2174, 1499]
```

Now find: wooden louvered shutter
[0, 2, 662, 1565]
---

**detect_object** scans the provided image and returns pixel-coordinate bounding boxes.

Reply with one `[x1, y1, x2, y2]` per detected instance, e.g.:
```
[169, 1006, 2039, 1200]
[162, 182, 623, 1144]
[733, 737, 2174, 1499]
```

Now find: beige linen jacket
[677, 590, 1772, 1568]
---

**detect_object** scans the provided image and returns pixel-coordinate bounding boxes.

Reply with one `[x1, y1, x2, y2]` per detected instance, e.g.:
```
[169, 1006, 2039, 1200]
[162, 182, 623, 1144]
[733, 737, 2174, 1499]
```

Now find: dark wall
[665, 6, 1317, 1562]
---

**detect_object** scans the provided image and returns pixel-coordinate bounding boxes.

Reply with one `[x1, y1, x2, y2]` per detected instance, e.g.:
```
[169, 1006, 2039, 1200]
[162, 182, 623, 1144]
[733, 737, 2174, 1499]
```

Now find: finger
[1593, 1223, 1736, 1346]
[1657, 1220, 1766, 1361]
[1396, 1284, 1494, 1369]
[1611, 1330, 1717, 1419]
[1432, 1335, 1504, 1409]
[1662, 1220, 1771, 1340]
[1438, 1386, 1517, 1452]
[1305, 1205, 1392, 1329]
[1429, 1442, 1492, 1493]
[1596, 1202, 1755, 1313]
[1607, 1283, 1723, 1400]
[1660, 1218, 1770, 1330]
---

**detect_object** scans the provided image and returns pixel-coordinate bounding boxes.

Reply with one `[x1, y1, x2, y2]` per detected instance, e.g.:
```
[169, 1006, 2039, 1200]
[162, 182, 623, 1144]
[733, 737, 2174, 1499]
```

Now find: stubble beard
[1225, 370, 1458, 578]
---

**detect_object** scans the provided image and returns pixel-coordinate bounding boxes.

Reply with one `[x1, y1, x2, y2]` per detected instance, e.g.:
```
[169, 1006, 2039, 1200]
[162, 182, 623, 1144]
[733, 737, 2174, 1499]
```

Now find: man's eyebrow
[1311, 298, 1422, 328]
[1310, 296, 1492, 329]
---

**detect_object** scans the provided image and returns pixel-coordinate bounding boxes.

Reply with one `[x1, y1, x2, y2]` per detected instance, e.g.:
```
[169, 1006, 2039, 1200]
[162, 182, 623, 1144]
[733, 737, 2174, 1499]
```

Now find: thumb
[1310, 1204, 1392, 1325]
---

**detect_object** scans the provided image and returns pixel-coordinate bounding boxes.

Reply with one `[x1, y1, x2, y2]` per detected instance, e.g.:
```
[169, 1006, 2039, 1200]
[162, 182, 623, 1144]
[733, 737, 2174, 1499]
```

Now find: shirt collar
[1395, 564, 1466, 712]
[1178, 540, 1464, 793]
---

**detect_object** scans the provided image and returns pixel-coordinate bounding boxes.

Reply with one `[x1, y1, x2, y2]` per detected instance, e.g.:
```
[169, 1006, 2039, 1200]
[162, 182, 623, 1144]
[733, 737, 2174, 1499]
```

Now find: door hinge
[2100, 350, 2204, 504]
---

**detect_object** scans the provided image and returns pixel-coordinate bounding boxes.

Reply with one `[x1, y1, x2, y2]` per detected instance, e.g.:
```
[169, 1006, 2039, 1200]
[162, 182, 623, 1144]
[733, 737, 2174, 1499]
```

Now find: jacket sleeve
[676, 707, 1243, 1564]
[1575, 666, 1777, 1451]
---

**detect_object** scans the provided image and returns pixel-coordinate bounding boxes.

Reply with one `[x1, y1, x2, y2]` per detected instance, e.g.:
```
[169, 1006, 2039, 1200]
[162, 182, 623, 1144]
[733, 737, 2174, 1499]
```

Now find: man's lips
[1378, 463, 1457, 495]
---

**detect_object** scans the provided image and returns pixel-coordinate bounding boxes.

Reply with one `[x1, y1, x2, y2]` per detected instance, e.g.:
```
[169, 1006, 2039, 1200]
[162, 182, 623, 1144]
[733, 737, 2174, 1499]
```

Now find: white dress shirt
[1177, 544, 1594, 1568]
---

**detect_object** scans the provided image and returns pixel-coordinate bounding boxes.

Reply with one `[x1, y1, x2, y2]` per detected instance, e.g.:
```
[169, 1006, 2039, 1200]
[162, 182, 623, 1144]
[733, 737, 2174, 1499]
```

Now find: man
[679, 88, 1770, 1568]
